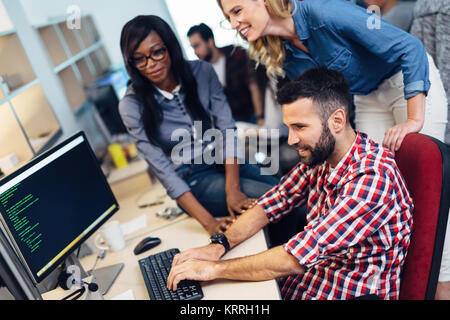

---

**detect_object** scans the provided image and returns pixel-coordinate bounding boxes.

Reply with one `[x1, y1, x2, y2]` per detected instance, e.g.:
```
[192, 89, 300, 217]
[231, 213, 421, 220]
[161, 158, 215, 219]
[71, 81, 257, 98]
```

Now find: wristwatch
[209, 233, 230, 253]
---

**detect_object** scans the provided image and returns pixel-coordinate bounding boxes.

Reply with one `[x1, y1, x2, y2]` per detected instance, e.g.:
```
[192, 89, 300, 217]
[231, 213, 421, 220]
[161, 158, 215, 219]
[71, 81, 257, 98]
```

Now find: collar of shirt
[290, 0, 311, 41]
[283, 0, 317, 71]
[154, 84, 182, 100]
[326, 131, 363, 187]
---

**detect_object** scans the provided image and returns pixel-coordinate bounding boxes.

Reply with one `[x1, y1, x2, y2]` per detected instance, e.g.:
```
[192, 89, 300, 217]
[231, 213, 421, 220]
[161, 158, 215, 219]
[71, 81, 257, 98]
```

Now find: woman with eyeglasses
[216, 0, 448, 152]
[118, 15, 282, 236]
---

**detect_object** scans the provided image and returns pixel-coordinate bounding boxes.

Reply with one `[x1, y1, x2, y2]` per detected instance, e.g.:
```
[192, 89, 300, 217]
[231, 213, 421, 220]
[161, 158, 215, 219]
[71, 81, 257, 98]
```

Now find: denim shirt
[283, 0, 430, 99]
[119, 60, 240, 199]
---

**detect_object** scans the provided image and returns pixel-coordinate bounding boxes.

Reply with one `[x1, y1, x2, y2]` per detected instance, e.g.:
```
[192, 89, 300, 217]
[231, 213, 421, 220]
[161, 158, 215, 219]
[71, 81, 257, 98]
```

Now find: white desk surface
[42, 176, 281, 300]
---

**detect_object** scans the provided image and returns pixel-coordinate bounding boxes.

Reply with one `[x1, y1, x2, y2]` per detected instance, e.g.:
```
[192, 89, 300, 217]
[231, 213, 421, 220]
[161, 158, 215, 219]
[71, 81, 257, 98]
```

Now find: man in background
[187, 23, 265, 125]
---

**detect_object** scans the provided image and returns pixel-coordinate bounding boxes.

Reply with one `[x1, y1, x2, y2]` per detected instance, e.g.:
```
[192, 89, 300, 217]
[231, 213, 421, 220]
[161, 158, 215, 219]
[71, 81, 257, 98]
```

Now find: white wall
[0, 1, 13, 33]
[18, 0, 177, 68]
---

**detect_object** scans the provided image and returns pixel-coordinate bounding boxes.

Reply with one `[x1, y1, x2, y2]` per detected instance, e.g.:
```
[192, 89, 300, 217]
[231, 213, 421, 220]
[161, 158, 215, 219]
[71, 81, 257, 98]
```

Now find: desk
[42, 177, 281, 300]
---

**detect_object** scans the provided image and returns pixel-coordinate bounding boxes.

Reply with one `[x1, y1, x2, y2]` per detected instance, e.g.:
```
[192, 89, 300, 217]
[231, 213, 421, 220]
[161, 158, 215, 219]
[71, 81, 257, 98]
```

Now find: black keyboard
[138, 248, 204, 300]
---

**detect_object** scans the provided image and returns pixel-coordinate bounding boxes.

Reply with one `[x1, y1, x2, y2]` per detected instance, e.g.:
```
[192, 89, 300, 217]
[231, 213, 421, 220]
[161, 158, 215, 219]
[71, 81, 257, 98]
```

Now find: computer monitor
[95, 68, 129, 100]
[0, 131, 119, 286]
[88, 84, 128, 138]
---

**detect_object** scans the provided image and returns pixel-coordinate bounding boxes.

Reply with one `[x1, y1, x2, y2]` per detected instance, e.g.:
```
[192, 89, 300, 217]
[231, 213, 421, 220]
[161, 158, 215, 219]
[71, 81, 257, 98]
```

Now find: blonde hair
[217, 0, 294, 81]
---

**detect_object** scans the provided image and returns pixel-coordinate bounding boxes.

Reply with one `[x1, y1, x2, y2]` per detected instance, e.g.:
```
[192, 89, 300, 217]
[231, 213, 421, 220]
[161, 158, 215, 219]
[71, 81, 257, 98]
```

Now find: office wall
[18, 0, 177, 68]
[0, 1, 13, 32]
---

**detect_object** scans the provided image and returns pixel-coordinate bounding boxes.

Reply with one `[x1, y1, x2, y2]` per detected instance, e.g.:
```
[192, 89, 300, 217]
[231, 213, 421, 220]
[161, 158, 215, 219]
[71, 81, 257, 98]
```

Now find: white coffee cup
[94, 220, 126, 252]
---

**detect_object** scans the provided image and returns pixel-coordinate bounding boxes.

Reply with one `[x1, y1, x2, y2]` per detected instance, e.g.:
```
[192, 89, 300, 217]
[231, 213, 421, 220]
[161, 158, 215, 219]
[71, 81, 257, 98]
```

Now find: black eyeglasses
[131, 47, 168, 69]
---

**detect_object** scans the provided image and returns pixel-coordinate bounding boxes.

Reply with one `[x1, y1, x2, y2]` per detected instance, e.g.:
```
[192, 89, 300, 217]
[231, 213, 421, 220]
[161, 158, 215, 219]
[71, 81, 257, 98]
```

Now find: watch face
[211, 233, 223, 241]
[210, 233, 229, 251]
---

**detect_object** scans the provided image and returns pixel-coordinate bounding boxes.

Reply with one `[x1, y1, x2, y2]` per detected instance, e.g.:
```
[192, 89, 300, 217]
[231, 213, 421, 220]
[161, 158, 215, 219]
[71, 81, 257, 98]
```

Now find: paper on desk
[120, 215, 147, 236]
[111, 289, 135, 300]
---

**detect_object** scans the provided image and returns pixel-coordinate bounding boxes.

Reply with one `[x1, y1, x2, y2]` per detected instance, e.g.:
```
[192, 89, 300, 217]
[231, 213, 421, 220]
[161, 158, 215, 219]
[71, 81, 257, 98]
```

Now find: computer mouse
[133, 236, 161, 255]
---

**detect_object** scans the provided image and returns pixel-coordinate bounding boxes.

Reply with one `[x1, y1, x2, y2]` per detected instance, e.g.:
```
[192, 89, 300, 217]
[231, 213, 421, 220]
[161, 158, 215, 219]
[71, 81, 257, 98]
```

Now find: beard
[293, 124, 336, 167]
[203, 47, 213, 62]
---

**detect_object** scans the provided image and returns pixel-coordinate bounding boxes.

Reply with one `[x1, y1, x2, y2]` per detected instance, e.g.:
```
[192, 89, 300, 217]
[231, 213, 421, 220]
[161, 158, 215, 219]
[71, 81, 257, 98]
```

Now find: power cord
[61, 285, 86, 300]
[90, 250, 105, 271]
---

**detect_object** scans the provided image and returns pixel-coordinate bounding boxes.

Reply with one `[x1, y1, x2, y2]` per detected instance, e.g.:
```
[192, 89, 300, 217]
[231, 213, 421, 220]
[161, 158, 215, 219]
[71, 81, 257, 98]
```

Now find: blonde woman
[217, 0, 447, 152]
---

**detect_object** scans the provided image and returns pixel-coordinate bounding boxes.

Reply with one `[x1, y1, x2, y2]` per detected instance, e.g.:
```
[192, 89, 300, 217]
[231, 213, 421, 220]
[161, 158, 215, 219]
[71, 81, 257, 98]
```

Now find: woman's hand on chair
[383, 118, 423, 152]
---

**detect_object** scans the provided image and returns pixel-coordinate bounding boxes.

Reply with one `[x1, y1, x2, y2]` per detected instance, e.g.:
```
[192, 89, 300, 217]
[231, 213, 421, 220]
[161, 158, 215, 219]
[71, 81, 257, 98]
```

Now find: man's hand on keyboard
[171, 244, 225, 267]
[167, 259, 217, 291]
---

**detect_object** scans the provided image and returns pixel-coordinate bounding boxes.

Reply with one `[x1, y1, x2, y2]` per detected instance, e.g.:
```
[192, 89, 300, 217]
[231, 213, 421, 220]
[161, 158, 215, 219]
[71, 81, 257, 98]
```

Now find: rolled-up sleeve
[118, 96, 190, 199]
[323, 0, 430, 99]
[257, 164, 310, 223]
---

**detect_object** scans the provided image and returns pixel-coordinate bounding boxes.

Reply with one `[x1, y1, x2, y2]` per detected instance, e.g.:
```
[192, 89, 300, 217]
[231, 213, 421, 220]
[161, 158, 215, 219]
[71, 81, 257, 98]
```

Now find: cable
[61, 286, 86, 300]
[90, 249, 105, 273]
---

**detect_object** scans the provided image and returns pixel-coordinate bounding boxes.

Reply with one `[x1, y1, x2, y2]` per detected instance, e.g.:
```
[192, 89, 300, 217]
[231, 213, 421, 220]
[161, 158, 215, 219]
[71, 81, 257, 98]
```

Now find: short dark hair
[276, 67, 352, 124]
[187, 23, 215, 42]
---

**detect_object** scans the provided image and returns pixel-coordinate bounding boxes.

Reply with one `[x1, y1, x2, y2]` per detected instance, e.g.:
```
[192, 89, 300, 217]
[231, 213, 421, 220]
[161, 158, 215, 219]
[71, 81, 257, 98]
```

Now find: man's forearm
[216, 246, 304, 281]
[225, 204, 270, 250]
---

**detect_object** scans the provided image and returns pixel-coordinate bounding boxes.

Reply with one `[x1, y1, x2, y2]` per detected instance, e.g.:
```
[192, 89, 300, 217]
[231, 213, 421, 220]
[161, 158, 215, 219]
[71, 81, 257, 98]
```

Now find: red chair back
[395, 133, 450, 300]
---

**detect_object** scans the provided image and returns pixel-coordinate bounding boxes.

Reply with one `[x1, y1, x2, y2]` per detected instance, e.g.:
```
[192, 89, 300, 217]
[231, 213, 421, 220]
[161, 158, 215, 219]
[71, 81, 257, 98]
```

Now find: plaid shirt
[258, 132, 413, 300]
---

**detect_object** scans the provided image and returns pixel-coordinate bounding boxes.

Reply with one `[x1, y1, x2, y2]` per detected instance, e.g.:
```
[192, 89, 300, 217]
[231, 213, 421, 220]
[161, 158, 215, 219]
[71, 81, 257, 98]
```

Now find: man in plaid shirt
[167, 67, 414, 300]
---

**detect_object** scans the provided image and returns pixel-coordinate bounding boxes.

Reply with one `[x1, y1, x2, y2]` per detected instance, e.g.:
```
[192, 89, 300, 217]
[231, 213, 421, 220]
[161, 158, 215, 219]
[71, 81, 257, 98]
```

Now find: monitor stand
[39, 253, 124, 297]
[86, 262, 124, 295]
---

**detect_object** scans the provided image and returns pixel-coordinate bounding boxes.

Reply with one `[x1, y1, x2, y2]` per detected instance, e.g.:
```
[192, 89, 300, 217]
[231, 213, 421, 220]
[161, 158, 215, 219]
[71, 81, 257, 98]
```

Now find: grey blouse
[118, 60, 240, 199]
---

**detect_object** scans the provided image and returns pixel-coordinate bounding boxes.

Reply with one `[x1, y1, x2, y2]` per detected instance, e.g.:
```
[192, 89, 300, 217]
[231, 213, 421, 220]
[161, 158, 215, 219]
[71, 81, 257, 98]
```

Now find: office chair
[395, 133, 450, 300]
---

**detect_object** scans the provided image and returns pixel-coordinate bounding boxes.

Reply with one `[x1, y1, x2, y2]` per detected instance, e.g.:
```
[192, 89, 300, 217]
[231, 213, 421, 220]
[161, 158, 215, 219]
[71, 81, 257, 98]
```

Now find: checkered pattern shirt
[258, 132, 413, 300]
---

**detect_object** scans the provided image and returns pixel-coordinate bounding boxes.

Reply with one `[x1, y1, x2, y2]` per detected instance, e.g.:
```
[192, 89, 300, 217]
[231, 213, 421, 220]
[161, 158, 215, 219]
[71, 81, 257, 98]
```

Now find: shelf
[89, 50, 103, 76]
[57, 22, 82, 56]
[0, 33, 36, 92]
[88, 46, 111, 77]
[30, 128, 62, 154]
[54, 41, 101, 73]
[0, 102, 34, 175]
[76, 57, 96, 86]
[37, 25, 68, 67]
[58, 65, 87, 112]
[2, 78, 40, 101]
[78, 17, 94, 48]
[10, 83, 61, 153]
[85, 16, 100, 43]
[0, 29, 15, 37]
[96, 46, 111, 72]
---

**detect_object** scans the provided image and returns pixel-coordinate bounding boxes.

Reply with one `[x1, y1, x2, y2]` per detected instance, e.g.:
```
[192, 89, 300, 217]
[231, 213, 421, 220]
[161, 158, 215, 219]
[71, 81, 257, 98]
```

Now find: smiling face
[219, 0, 271, 41]
[283, 97, 336, 167]
[132, 30, 174, 89]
